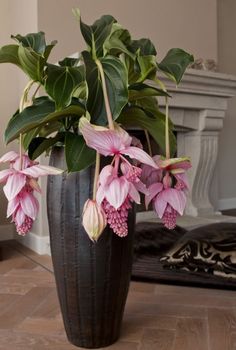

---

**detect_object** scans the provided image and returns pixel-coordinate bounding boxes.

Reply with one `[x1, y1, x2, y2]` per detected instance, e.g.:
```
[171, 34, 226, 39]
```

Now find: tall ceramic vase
[47, 147, 135, 348]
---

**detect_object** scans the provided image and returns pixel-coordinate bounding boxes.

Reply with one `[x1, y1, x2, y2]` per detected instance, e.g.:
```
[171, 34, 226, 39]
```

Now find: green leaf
[39, 121, 63, 138]
[28, 134, 64, 160]
[11, 32, 47, 54]
[82, 52, 128, 124]
[44, 41, 58, 60]
[18, 45, 45, 81]
[65, 132, 96, 172]
[117, 106, 176, 156]
[0, 45, 21, 66]
[45, 64, 85, 110]
[73, 8, 115, 58]
[129, 38, 157, 56]
[158, 48, 194, 84]
[103, 23, 135, 59]
[5, 96, 85, 144]
[136, 55, 157, 82]
[129, 83, 170, 101]
[0, 33, 56, 80]
[58, 57, 80, 67]
[23, 127, 41, 150]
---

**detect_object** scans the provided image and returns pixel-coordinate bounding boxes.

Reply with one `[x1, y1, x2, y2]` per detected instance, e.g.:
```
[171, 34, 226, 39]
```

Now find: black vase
[47, 147, 135, 348]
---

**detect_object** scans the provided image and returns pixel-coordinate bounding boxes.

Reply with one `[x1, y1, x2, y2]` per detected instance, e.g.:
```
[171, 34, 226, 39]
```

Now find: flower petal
[175, 172, 190, 189]
[14, 207, 26, 227]
[106, 176, 129, 209]
[145, 182, 163, 208]
[99, 165, 114, 186]
[0, 151, 19, 163]
[80, 117, 128, 156]
[123, 147, 158, 168]
[154, 196, 167, 219]
[129, 183, 140, 204]
[0, 169, 14, 183]
[20, 192, 39, 220]
[7, 197, 20, 218]
[21, 165, 63, 178]
[135, 180, 149, 195]
[159, 188, 186, 215]
[3, 173, 26, 200]
[96, 185, 105, 205]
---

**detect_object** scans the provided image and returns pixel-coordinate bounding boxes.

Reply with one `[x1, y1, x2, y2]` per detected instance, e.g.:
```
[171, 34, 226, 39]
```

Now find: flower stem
[93, 152, 101, 200]
[95, 59, 114, 130]
[144, 130, 152, 157]
[165, 96, 170, 159]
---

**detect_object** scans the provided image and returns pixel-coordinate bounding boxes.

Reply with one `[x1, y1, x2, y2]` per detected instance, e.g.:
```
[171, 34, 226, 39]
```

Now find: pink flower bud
[82, 199, 107, 242]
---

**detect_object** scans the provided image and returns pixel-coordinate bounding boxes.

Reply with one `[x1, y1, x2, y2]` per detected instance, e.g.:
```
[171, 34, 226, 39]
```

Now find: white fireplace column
[157, 69, 236, 217]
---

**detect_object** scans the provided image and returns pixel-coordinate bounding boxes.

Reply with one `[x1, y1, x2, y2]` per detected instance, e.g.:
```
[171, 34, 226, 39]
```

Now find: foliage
[0, 9, 194, 172]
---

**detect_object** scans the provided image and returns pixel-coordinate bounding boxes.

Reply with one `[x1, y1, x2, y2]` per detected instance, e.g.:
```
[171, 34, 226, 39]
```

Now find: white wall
[38, 0, 217, 62]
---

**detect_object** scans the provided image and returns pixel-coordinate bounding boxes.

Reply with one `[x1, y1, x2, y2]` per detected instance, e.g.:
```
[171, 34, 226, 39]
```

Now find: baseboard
[218, 197, 236, 211]
[17, 232, 50, 255]
[0, 224, 15, 241]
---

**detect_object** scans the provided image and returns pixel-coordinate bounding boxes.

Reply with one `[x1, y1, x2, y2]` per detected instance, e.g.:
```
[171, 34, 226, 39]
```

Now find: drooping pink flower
[0, 151, 63, 235]
[143, 156, 191, 229]
[79, 118, 157, 237]
[7, 186, 39, 235]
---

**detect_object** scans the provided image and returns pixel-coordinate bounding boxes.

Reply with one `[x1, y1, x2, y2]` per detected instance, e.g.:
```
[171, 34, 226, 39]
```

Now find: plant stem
[95, 59, 114, 130]
[93, 152, 101, 200]
[144, 130, 152, 157]
[19, 80, 35, 169]
[165, 96, 170, 159]
[31, 83, 41, 101]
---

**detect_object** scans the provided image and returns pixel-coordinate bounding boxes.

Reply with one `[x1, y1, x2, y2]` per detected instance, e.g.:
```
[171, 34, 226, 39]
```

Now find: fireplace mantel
[156, 69, 236, 217]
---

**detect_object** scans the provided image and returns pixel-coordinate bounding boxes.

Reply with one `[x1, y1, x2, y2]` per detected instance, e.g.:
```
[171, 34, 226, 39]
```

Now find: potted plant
[0, 8, 193, 348]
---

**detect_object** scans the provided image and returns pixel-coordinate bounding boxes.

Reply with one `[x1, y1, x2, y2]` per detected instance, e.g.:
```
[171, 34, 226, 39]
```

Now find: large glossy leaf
[117, 106, 176, 156]
[73, 8, 115, 58]
[65, 132, 96, 172]
[158, 48, 194, 84]
[136, 55, 157, 82]
[23, 127, 41, 150]
[103, 23, 135, 59]
[45, 64, 85, 110]
[11, 32, 47, 54]
[18, 45, 45, 82]
[5, 97, 85, 144]
[0, 45, 21, 66]
[58, 57, 80, 67]
[129, 38, 157, 56]
[129, 83, 170, 101]
[28, 134, 64, 160]
[82, 52, 128, 124]
[10, 32, 57, 81]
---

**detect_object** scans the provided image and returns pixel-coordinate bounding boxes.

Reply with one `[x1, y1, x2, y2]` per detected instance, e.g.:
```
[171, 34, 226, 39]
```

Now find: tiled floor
[0, 241, 236, 349]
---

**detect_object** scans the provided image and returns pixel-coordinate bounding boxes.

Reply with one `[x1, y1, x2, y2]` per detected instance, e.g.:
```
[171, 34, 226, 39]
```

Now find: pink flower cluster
[0, 151, 62, 235]
[80, 118, 191, 239]
[142, 155, 191, 229]
[80, 118, 156, 237]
